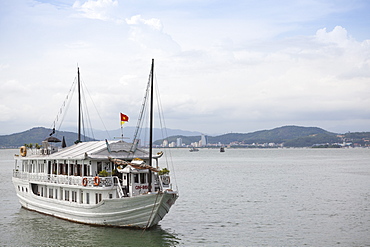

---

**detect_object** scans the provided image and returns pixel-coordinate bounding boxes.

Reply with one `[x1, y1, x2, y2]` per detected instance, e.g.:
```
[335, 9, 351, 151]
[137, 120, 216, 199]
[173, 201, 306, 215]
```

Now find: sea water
[1, 148, 369, 246]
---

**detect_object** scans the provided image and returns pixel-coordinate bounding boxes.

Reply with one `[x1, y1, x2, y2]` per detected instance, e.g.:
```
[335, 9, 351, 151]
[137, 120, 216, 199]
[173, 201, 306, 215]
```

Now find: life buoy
[82, 177, 88, 186]
[162, 176, 170, 185]
[20, 146, 27, 157]
[93, 176, 100, 186]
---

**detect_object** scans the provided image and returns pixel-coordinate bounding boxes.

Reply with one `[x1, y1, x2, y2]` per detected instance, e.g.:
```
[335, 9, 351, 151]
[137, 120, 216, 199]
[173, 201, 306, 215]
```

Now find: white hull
[13, 177, 178, 228]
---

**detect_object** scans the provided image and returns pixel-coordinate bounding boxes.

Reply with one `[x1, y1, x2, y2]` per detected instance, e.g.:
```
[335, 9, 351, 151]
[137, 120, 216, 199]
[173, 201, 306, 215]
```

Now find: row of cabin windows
[18, 186, 28, 193]
[32, 186, 108, 204]
[21, 161, 112, 177]
[133, 173, 147, 184]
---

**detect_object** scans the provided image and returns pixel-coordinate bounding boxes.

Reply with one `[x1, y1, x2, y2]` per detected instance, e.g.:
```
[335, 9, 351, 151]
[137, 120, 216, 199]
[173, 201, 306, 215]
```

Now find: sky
[0, 0, 370, 136]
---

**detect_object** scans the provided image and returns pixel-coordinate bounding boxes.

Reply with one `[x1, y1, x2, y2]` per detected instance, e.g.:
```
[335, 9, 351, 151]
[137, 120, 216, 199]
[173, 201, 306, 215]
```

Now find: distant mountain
[1, 125, 368, 148]
[209, 126, 337, 145]
[0, 127, 95, 148]
[154, 125, 340, 147]
[0, 126, 201, 148]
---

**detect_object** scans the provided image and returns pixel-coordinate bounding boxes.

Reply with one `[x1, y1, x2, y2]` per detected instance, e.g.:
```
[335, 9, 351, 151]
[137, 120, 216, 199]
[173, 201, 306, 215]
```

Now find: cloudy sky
[1, 0, 370, 136]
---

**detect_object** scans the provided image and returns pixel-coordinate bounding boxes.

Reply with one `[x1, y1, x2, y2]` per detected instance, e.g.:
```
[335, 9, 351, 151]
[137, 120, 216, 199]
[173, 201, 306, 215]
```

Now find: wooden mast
[77, 67, 81, 143]
[148, 59, 154, 192]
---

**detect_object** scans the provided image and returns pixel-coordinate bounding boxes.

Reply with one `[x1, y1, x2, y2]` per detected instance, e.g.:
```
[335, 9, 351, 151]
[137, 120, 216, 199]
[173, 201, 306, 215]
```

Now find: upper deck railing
[13, 170, 115, 187]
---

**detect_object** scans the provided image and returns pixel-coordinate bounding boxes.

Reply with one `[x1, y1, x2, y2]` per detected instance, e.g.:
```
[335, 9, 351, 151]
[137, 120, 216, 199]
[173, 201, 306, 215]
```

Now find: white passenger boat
[12, 59, 178, 228]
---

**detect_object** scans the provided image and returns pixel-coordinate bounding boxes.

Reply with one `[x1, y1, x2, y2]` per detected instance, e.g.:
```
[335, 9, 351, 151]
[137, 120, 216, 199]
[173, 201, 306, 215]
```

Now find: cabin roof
[30, 140, 150, 160]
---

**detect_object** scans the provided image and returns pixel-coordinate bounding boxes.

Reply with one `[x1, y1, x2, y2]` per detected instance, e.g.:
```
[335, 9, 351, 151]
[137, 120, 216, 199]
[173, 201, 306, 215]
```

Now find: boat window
[72, 191, 77, 202]
[134, 174, 139, 183]
[95, 193, 102, 204]
[86, 193, 90, 204]
[77, 164, 82, 176]
[80, 192, 83, 204]
[97, 162, 102, 173]
[109, 193, 112, 199]
[31, 184, 37, 194]
[73, 164, 77, 176]
[55, 189, 58, 200]
[83, 164, 88, 176]
[52, 163, 57, 175]
[58, 163, 62, 175]
[49, 188, 53, 198]
[69, 164, 73, 176]
[65, 190, 69, 201]
[140, 173, 147, 184]
[47, 161, 51, 174]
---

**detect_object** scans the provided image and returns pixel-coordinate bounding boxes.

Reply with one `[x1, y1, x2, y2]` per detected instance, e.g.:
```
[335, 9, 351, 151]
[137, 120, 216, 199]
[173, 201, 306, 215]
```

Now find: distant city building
[200, 134, 207, 146]
[176, 138, 182, 147]
[162, 140, 168, 147]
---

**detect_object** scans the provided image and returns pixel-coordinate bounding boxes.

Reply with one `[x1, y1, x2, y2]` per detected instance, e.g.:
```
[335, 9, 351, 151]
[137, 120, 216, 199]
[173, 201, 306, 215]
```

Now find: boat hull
[12, 177, 178, 228]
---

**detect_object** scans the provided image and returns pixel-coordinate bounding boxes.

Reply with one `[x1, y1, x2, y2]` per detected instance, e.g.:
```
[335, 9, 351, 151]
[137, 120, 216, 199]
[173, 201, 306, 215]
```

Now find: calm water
[1, 148, 369, 246]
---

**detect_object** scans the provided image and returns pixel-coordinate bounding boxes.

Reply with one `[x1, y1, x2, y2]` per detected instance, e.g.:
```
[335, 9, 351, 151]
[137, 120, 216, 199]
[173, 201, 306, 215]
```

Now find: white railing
[13, 170, 114, 187]
[114, 176, 124, 198]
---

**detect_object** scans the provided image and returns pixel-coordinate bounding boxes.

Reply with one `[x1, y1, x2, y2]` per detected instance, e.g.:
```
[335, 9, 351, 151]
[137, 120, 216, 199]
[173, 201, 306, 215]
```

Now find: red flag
[120, 113, 129, 124]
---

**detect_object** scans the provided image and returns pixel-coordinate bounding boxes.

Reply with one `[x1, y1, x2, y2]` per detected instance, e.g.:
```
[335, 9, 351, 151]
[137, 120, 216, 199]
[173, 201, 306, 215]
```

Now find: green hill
[210, 126, 335, 144]
[154, 125, 340, 147]
[0, 127, 95, 148]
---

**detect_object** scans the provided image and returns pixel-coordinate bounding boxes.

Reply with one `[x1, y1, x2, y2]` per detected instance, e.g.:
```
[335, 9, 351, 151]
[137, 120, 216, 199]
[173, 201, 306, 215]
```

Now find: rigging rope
[129, 69, 152, 154]
[81, 79, 111, 140]
[49, 69, 110, 142]
[50, 76, 77, 138]
[154, 75, 178, 192]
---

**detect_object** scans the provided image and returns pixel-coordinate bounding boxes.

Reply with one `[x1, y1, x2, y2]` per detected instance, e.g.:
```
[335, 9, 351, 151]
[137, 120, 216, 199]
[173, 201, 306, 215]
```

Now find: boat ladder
[114, 176, 124, 198]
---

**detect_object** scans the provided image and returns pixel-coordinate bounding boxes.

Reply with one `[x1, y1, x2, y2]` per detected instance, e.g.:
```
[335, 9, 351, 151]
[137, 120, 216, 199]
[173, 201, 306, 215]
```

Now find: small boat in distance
[189, 147, 199, 152]
[220, 146, 225, 152]
[12, 59, 178, 229]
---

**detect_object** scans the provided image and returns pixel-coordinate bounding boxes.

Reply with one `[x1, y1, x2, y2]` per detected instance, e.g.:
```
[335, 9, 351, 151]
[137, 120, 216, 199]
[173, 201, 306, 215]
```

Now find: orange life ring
[82, 177, 88, 186]
[93, 176, 100, 186]
[20, 146, 27, 157]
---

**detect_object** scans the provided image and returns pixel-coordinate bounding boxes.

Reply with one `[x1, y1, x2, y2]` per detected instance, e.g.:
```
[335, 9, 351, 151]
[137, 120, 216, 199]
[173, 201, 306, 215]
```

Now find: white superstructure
[12, 140, 178, 228]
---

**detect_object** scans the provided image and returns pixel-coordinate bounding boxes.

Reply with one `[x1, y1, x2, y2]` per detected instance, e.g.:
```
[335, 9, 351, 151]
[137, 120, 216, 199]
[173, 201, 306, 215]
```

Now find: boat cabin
[14, 139, 170, 204]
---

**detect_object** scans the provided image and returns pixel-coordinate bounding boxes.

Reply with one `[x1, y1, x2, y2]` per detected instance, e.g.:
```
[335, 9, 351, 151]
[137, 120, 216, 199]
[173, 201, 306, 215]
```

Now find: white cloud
[73, 0, 118, 20]
[125, 15, 163, 31]
[157, 25, 370, 133]
[315, 26, 352, 47]
[125, 15, 180, 54]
